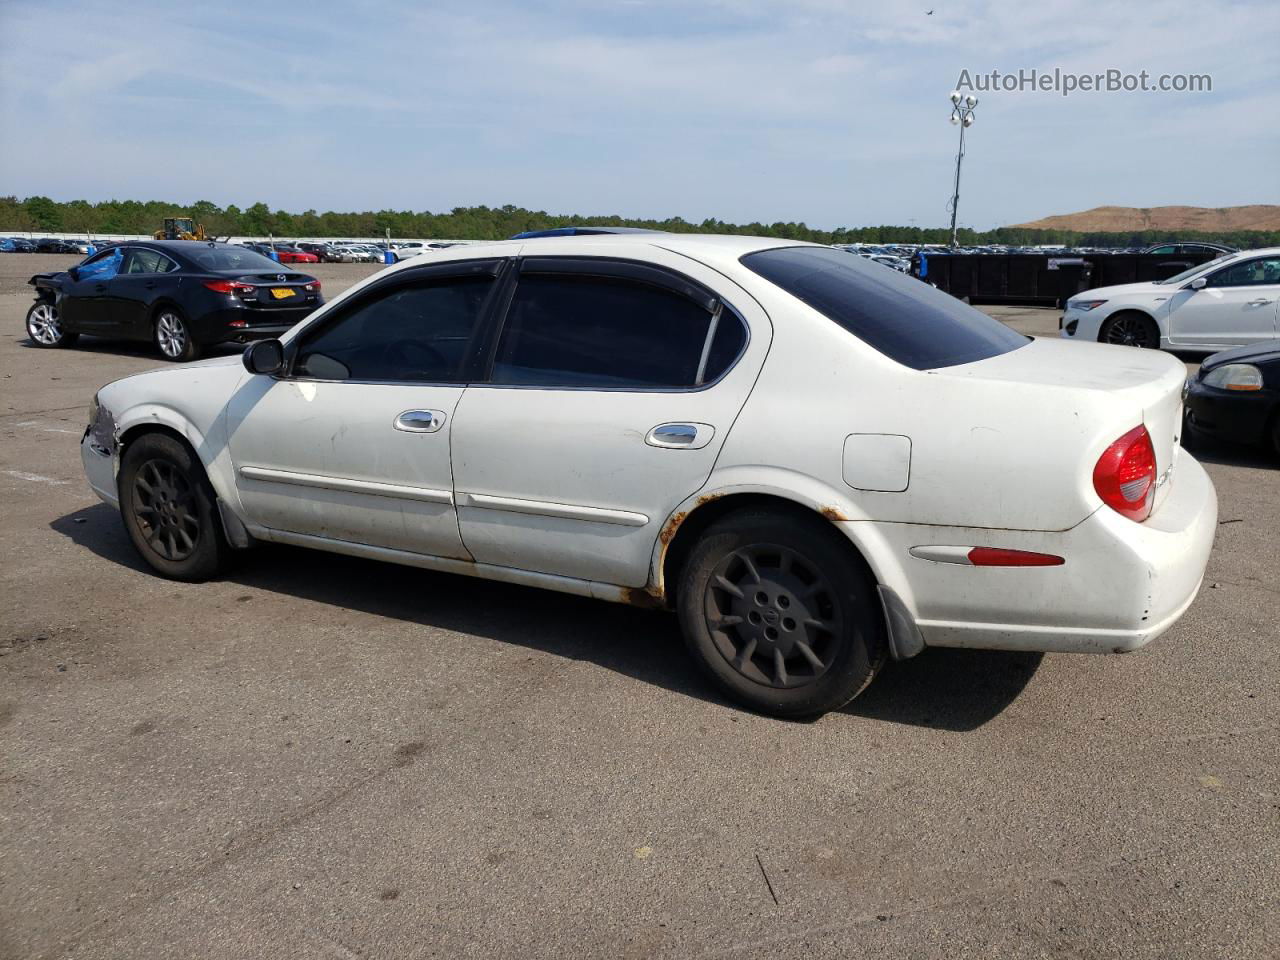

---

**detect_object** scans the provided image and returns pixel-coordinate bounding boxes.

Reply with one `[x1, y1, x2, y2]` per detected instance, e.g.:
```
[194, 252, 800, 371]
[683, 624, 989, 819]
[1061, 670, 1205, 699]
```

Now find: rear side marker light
[909, 545, 1064, 566]
[1093, 424, 1156, 522]
[967, 547, 1064, 567]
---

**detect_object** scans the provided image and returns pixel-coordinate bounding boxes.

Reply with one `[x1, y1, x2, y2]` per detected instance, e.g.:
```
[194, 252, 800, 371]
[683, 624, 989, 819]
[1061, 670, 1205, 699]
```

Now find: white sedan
[80, 235, 1217, 717]
[1061, 247, 1280, 351]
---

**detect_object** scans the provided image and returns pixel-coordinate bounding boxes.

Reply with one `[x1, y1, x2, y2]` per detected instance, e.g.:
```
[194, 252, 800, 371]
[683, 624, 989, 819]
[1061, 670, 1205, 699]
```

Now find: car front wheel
[26, 302, 79, 348]
[119, 432, 229, 581]
[677, 510, 885, 717]
[1100, 311, 1160, 349]
[154, 309, 201, 362]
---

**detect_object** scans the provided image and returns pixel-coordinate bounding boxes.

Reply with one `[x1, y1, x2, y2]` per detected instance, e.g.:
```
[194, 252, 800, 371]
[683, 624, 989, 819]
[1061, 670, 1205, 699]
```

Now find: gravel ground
[1, 253, 1276, 960]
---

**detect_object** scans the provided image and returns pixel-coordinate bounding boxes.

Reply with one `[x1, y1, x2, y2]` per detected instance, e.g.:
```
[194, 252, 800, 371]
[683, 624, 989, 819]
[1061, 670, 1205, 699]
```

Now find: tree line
[3, 195, 1276, 248]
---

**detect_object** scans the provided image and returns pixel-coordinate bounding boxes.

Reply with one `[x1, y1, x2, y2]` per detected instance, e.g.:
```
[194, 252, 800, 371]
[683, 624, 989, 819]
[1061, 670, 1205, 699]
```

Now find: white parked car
[1061, 248, 1280, 351]
[390, 240, 434, 262]
[330, 243, 379, 263]
[80, 236, 1217, 716]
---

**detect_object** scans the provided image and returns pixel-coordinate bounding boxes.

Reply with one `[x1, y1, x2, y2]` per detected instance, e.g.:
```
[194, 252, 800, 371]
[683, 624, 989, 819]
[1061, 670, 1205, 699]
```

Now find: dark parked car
[1143, 242, 1238, 257]
[33, 237, 81, 254]
[25, 241, 323, 362]
[1184, 340, 1280, 457]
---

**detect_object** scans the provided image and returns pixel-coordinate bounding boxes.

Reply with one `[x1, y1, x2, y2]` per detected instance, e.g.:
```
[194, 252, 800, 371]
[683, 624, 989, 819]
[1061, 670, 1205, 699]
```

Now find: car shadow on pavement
[51, 502, 1039, 731]
[18, 336, 244, 360]
[1182, 436, 1276, 470]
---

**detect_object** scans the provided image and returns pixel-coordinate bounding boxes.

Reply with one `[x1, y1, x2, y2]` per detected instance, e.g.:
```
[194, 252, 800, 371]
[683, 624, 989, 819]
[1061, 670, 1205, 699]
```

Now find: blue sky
[1, 0, 1276, 229]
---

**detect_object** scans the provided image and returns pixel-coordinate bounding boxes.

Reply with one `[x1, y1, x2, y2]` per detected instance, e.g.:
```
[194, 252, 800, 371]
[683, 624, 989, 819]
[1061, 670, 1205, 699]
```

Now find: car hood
[1200, 339, 1280, 371]
[1069, 281, 1172, 301]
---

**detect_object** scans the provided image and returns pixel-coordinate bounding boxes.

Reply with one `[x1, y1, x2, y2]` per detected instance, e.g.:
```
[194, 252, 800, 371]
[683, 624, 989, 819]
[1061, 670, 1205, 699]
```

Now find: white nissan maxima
[80, 235, 1217, 717]
[1061, 247, 1280, 351]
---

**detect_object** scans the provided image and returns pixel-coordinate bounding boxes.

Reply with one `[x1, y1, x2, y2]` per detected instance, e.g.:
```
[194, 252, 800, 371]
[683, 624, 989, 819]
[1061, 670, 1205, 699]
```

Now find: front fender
[114, 403, 241, 513]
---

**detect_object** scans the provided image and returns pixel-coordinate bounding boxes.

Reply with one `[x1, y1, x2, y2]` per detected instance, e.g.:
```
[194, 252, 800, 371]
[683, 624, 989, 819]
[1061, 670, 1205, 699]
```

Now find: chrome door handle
[1247, 298, 1273, 306]
[645, 422, 714, 449]
[394, 409, 445, 433]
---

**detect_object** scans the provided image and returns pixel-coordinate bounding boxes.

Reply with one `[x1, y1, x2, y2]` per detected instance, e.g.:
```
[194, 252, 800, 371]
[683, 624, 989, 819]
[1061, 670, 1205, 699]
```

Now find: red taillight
[304, 280, 321, 292]
[204, 280, 255, 295]
[1093, 425, 1156, 522]
[967, 547, 1064, 567]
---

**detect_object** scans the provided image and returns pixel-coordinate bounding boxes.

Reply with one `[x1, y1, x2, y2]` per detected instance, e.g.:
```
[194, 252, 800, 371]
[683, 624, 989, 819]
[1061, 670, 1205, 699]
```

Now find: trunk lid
[935, 338, 1187, 519]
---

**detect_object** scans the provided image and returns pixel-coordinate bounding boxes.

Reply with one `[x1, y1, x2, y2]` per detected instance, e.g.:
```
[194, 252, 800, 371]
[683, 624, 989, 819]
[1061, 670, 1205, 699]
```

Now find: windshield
[742, 246, 1028, 370]
[1156, 255, 1233, 285]
[187, 246, 287, 272]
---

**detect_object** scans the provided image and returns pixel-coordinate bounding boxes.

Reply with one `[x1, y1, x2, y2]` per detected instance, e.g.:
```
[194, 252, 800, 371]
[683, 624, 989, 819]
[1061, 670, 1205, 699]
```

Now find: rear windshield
[186, 246, 284, 272]
[742, 246, 1028, 369]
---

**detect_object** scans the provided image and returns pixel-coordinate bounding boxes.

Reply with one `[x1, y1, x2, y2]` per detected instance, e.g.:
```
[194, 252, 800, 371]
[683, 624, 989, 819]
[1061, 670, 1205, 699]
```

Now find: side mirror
[243, 339, 285, 375]
[67, 266, 80, 281]
[1189, 277, 1207, 290]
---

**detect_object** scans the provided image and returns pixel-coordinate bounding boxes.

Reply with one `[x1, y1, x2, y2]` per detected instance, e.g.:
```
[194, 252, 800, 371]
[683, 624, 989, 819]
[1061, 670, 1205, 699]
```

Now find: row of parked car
[1, 237, 94, 254]
[1, 236, 462, 263]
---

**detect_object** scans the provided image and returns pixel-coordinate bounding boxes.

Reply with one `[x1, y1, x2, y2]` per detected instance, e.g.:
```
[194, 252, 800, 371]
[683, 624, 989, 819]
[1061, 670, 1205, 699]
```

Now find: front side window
[1147, 245, 1177, 255]
[77, 246, 123, 281]
[1207, 257, 1280, 288]
[293, 276, 493, 382]
[491, 275, 727, 388]
[742, 246, 1026, 370]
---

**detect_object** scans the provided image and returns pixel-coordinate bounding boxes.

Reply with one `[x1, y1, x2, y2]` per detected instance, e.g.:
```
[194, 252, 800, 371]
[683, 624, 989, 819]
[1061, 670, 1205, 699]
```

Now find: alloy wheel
[130, 459, 201, 561]
[703, 544, 843, 689]
[1104, 315, 1155, 348]
[27, 303, 62, 344]
[156, 312, 187, 358]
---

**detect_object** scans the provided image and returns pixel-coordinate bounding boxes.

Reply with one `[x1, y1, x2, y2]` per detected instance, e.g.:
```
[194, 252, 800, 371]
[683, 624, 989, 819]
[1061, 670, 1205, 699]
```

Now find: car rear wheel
[676, 510, 885, 717]
[154, 308, 201, 362]
[1100, 311, 1160, 349]
[26, 302, 79, 348]
[119, 432, 229, 581]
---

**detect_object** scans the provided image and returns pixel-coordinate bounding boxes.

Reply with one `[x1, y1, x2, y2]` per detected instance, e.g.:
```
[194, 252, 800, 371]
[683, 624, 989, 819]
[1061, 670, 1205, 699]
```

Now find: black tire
[1100, 311, 1160, 349]
[153, 307, 201, 362]
[119, 432, 229, 581]
[1269, 410, 1280, 461]
[25, 301, 79, 348]
[676, 510, 886, 718]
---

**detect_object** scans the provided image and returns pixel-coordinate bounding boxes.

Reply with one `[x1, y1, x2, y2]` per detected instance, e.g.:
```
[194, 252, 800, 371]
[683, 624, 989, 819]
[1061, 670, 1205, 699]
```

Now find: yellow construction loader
[153, 217, 207, 241]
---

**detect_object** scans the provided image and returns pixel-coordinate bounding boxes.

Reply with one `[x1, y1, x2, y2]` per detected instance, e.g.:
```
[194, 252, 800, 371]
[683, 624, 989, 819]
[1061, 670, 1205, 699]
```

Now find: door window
[77, 246, 123, 280]
[293, 275, 494, 382]
[122, 249, 177, 274]
[1207, 257, 1280, 288]
[491, 275, 736, 388]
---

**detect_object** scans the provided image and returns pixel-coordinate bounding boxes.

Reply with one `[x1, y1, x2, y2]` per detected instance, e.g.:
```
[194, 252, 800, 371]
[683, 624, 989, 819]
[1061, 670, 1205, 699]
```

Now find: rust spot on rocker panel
[620, 586, 665, 609]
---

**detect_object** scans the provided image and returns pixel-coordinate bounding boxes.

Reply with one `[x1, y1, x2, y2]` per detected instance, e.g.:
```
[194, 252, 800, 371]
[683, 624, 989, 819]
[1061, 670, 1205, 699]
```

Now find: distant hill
[1011, 205, 1280, 233]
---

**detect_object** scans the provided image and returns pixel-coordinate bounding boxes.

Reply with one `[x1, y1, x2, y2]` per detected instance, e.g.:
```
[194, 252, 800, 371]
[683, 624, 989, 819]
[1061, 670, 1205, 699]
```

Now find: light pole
[946, 90, 977, 247]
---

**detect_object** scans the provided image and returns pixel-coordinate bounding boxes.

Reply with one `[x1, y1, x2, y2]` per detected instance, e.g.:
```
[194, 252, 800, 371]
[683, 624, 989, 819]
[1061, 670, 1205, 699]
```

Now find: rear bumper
[844, 454, 1218, 654]
[194, 305, 316, 344]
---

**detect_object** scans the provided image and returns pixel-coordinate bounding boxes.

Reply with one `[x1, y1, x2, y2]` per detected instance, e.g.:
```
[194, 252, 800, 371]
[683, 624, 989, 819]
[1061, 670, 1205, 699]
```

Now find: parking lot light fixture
[947, 92, 978, 247]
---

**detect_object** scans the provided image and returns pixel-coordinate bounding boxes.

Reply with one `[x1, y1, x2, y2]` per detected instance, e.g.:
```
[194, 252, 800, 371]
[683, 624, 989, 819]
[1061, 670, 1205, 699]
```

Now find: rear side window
[492, 275, 725, 388]
[742, 246, 1027, 370]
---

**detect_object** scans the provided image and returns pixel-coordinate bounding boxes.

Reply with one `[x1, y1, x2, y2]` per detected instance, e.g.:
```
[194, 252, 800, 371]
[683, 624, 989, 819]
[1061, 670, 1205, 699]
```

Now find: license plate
[270, 287, 296, 300]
